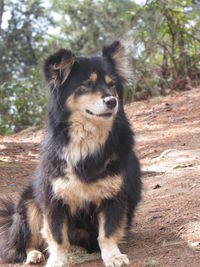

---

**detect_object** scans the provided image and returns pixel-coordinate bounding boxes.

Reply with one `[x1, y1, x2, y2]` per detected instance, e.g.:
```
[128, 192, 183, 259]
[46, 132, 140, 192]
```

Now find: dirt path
[0, 88, 200, 267]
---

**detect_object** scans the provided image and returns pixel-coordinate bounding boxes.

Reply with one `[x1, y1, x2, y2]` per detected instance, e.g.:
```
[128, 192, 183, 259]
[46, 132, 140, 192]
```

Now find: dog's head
[43, 40, 131, 123]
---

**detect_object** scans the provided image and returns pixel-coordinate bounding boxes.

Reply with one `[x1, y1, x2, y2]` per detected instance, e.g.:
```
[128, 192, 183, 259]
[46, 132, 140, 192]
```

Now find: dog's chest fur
[52, 114, 122, 214]
[62, 112, 112, 166]
[52, 174, 122, 214]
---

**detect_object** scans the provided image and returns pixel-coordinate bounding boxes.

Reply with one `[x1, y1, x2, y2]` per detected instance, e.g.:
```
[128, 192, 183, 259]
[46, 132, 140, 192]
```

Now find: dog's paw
[103, 253, 129, 267]
[26, 250, 44, 265]
[46, 262, 66, 267]
[45, 254, 68, 267]
[45, 260, 68, 267]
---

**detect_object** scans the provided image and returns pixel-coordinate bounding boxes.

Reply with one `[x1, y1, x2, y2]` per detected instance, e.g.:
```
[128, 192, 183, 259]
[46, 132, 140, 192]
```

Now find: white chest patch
[62, 112, 112, 168]
[52, 173, 122, 214]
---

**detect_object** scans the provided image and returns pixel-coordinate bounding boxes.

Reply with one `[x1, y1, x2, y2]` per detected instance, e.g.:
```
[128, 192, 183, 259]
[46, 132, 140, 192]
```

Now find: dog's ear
[43, 49, 75, 89]
[102, 40, 132, 83]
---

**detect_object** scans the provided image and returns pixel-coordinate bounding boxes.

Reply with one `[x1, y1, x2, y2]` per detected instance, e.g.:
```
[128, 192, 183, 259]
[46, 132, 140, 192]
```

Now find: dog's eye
[108, 81, 115, 88]
[109, 83, 117, 95]
[82, 80, 93, 88]
[107, 80, 115, 89]
[74, 85, 89, 96]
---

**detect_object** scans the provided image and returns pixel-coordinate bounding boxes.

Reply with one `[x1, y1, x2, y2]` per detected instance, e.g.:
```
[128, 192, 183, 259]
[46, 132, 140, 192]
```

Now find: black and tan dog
[0, 40, 141, 267]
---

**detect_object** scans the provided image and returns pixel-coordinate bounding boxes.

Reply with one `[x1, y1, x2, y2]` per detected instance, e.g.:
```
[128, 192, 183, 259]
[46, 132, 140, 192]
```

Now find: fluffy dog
[0, 40, 141, 267]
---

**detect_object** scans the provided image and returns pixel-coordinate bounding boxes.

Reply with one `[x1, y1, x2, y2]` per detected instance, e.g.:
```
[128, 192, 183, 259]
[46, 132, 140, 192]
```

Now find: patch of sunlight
[180, 221, 200, 247]
[0, 156, 12, 162]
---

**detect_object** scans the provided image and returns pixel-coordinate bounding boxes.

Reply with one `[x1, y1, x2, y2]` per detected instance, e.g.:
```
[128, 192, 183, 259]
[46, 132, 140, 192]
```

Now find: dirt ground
[0, 87, 200, 267]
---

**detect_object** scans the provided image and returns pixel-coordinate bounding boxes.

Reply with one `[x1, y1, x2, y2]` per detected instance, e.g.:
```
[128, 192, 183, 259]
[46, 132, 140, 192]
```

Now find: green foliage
[0, 0, 51, 134]
[0, 0, 52, 82]
[49, 0, 136, 55]
[0, 0, 200, 134]
[126, 0, 200, 97]
[0, 67, 47, 134]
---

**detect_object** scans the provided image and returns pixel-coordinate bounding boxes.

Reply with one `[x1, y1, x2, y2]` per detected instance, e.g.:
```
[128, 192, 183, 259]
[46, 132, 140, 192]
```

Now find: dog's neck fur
[62, 111, 113, 168]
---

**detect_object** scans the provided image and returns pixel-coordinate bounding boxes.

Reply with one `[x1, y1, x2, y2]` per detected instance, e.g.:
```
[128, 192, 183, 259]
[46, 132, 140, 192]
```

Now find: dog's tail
[0, 195, 30, 263]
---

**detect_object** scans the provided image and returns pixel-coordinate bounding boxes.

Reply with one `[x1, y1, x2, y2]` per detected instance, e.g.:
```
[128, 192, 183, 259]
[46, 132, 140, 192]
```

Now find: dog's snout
[103, 97, 117, 110]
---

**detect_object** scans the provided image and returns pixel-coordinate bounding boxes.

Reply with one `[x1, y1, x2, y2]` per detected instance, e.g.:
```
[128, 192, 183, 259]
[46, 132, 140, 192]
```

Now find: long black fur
[0, 40, 141, 263]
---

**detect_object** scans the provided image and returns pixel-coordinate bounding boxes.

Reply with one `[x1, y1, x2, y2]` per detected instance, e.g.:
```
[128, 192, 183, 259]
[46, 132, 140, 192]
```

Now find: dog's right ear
[43, 49, 75, 89]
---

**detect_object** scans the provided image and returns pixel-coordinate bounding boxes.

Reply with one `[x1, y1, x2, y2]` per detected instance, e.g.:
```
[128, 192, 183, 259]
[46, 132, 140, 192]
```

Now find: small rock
[159, 226, 166, 231]
[153, 184, 161, 189]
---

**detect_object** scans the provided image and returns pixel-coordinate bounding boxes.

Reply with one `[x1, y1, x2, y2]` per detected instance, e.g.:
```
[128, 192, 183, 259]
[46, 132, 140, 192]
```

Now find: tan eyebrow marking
[89, 72, 98, 83]
[105, 75, 112, 85]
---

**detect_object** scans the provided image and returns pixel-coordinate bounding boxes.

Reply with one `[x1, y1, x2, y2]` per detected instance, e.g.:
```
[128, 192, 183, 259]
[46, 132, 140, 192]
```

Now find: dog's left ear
[102, 40, 132, 83]
[43, 49, 75, 89]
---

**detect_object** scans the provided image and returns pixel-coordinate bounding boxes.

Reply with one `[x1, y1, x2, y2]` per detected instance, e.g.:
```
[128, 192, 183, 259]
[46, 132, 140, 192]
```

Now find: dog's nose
[103, 97, 117, 110]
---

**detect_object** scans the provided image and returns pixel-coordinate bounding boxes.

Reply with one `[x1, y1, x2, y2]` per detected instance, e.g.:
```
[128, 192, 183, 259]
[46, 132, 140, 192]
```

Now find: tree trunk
[170, 33, 178, 79]
[162, 46, 168, 79]
[0, 0, 4, 30]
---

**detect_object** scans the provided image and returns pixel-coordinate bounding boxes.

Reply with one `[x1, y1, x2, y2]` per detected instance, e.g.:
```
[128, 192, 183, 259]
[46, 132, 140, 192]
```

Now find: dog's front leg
[98, 200, 129, 267]
[41, 200, 69, 267]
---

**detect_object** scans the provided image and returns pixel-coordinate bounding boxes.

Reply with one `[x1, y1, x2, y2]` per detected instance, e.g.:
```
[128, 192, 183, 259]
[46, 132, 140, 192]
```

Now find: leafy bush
[0, 69, 47, 134]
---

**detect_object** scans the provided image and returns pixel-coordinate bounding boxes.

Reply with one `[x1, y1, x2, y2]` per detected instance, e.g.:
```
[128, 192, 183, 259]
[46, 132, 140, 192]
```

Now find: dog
[0, 40, 141, 267]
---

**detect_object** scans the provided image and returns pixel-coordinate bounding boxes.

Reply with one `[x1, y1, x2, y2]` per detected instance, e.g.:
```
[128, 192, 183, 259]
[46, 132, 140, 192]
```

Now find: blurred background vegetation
[0, 0, 200, 134]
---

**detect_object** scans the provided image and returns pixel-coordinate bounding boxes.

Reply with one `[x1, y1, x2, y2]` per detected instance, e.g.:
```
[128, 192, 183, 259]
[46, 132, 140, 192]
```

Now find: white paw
[45, 254, 68, 267]
[45, 260, 68, 267]
[103, 253, 129, 267]
[26, 250, 44, 264]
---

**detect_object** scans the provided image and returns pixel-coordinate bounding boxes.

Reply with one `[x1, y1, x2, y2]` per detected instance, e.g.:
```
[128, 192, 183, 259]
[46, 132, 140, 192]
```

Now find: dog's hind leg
[98, 199, 129, 267]
[25, 201, 44, 265]
[0, 187, 42, 263]
[41, 200, 69, 267]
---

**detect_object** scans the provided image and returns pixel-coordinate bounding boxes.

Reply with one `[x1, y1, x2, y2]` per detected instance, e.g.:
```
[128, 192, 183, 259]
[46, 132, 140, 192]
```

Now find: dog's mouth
[86, 109, 113, 118]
